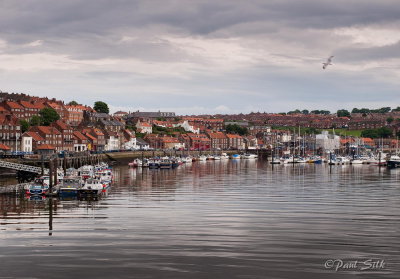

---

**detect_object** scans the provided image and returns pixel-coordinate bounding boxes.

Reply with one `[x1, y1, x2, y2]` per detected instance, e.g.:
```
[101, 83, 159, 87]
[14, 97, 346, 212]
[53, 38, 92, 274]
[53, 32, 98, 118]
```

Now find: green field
[272, 126, 363, 137]
[333, 129, 363, 137]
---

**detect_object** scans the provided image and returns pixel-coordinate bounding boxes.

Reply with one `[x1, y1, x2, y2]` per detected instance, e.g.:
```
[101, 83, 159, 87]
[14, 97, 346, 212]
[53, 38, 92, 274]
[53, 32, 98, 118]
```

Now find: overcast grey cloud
[0, 0, 399, 114]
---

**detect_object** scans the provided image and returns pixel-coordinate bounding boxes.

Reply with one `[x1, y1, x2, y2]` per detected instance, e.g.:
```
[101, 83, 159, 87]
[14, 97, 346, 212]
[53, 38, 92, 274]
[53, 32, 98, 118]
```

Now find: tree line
[283, 106, 400, 117]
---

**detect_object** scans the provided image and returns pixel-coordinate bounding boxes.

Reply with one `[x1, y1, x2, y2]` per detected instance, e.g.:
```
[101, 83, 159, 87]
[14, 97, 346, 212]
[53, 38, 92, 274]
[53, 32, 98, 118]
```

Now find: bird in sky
[322, 56, 334, 69]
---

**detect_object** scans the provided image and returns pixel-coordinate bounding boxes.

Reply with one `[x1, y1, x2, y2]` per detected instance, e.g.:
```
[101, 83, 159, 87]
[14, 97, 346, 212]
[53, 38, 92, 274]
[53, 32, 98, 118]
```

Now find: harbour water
[1, 160, 399, 278]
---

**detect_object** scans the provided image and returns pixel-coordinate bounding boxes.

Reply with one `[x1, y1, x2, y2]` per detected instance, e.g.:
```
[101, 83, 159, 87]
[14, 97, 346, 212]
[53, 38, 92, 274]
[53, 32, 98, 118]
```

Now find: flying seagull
[322, 56, 334, 69]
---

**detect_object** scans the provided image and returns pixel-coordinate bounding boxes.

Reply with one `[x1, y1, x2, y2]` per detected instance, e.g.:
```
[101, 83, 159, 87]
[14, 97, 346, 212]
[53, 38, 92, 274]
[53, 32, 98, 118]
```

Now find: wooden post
[49, 159, 53, 191]
[41, 154, 44, 175]
[54, 158, 58, 185]
[63, 156, 67, 175]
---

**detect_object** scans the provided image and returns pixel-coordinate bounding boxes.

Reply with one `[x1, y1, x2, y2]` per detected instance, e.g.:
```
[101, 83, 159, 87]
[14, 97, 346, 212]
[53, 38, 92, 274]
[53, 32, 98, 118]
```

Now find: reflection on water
[1, 161, 400, 279]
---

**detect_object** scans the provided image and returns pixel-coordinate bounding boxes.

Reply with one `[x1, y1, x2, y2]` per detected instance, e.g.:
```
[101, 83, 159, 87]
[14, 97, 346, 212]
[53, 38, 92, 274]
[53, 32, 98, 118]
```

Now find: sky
[0, 0, 399, 115]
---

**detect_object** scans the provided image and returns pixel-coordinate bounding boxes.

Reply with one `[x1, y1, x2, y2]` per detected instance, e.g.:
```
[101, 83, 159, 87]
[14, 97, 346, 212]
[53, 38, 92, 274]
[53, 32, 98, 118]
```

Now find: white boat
[78, 165, 94, 179]
[242, 153, 258, 159]
[270, 158, 281, 164]
[387, 155, 400, 168]
[58, 176, 83, 196]
[198, 155, 207, 161]
[351, 159, 364, 164]
[96, 169, 113, 185]
[220, 153, 229, 159]
[79, 178, 106, 195]
[296, 158, 307, 163]
[206, 154, 215, 160]
[181, 156, 192, 164]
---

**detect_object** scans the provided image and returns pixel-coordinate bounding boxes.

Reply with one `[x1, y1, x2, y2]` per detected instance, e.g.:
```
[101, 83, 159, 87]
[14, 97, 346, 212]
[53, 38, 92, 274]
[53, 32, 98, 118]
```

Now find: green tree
[387, 116, 394, 124]
[29, 115, 42, 126]
[392, 106, 400, 112]
[337, 109, 351, 117]
[287, 109, 301, 115]
[94, 101, 109, 114]
[39, 107, 60, 126]
[225, 124, 248, 136]
[361, 127, 393, 138]
[68, 100, 78, 106]
[20, 120, 30, 133]
[301, 109, 309, 115]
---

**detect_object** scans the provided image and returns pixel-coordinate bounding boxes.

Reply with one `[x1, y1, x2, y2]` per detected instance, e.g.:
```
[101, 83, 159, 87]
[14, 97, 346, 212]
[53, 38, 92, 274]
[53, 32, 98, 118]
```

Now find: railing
[0, 160, 47, 173]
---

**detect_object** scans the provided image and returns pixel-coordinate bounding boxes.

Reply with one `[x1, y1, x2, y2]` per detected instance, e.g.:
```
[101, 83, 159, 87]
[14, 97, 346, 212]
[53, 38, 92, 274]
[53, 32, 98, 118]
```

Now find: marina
[1, 160, 399, 278]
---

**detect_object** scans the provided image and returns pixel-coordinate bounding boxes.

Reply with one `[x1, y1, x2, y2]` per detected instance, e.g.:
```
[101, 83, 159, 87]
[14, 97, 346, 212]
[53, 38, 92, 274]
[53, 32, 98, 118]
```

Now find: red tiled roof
[36, 126, 61, 135]
[37, 144, 55, 150]
[73, 131, 88, 141]
[140, 122, 152, 127]
[0, 143, 11, 150]
[5, 101, 23, 109]
[226, 134, 242, 139]
[18, 100, 36, 109]
[24, 132, 45, 141]
[207, 132, 226, 139]
[85, 133, 96, 141]
[53, 120, 69, 130]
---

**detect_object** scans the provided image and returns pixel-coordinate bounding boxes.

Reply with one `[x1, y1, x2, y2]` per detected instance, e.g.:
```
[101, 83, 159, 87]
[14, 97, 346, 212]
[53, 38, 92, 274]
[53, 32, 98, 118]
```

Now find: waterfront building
[226, 134, 244, 149]
[316, 131, 340, 152]
[0, 114, 21, 152]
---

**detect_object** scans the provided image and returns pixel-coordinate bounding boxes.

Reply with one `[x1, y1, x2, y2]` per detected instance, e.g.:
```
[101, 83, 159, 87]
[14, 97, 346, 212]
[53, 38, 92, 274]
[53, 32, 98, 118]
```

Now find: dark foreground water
[1, 160, 400, 279]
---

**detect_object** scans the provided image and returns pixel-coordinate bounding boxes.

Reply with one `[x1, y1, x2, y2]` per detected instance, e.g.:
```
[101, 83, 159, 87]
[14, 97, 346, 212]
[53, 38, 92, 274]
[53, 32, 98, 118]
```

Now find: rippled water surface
[1, 160, 400, 279]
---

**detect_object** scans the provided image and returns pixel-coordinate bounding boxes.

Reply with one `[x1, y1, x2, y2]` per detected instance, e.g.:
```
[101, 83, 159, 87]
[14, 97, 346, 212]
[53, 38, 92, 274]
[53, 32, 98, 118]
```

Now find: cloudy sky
[0, 0, 399, 114]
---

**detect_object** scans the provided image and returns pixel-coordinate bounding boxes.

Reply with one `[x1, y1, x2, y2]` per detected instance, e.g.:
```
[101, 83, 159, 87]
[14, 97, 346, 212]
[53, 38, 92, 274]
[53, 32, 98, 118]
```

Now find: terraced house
[0, 115, 21, 151]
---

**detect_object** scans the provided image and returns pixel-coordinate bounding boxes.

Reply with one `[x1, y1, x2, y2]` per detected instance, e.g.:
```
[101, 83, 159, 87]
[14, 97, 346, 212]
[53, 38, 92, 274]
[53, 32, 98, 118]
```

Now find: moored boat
[242, 153, 258, 159]
[78, 178, 106, 196]
[58, 176, 82, 196]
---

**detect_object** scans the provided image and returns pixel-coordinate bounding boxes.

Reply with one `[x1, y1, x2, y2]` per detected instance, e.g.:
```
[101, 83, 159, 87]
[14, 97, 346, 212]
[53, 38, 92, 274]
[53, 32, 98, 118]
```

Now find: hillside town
[1, 91, 400, 156]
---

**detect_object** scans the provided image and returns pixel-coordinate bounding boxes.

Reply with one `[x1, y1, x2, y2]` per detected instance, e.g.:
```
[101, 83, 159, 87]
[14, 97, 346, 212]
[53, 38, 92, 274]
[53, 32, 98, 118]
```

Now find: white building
[21, 135, 32, 153]
[136, 120, 152, 134]
[105, 134, 120, 151]
[316, 131, 340, 152]
[122, 129, 138, 150]
[176, 120, 200, 134]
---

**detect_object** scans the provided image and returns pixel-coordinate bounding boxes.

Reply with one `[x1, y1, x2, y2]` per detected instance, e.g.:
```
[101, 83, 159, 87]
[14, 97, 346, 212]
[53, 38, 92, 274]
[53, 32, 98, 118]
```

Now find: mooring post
[41, 154, 44, 175]
[63, 155, 67, 175]
[54, 157, 58, 186]
[49, 159, 53, 191]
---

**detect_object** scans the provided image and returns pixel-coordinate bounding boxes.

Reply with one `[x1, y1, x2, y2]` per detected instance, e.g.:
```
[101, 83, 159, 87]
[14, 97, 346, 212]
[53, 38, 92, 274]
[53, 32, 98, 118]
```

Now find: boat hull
[387, 160, 400, 168]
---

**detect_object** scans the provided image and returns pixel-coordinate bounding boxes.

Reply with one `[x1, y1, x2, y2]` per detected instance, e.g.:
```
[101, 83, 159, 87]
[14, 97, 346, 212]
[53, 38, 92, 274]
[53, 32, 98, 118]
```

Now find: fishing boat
[159, 159, 172, 169]
[26, 177, 49, 195]
[149, 159, 160, 169]
[78, 178, 106, 196]
[142, 158, 150, 167]
[58, 177, 83, 196]
[96, 169, 113, 185]
[78, 165, 94, 180]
